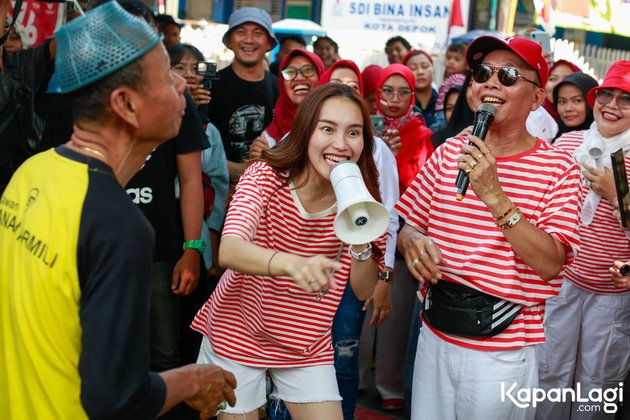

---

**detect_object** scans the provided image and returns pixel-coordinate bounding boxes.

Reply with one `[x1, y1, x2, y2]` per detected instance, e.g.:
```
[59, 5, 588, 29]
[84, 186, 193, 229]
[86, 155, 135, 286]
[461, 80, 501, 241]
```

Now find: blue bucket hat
[222, 7, 278, 49]
[55, 0, 161, 93]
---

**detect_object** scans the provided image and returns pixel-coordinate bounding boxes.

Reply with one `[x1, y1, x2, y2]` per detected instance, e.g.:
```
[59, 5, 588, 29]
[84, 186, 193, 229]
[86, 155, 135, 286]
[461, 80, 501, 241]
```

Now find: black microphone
[455, 103, 496, 201]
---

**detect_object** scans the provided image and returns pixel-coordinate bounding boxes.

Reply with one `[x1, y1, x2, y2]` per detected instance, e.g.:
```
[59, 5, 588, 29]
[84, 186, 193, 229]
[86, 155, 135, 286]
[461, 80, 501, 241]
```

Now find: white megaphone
[588, 136, 606, 170]
[330, 161, 389, 245]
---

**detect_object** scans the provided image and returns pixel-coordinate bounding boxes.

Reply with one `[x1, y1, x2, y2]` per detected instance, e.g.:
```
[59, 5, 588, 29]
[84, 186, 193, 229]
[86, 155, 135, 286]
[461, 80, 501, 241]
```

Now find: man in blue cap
[0, 2, 236, 418]
[208, 7, 279, 184]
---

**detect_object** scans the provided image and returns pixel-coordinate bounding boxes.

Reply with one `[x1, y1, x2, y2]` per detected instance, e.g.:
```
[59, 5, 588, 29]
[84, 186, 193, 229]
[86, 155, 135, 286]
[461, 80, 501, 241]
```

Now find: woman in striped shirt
[192, 83, 385, 419]
[537, 60, 630, 419]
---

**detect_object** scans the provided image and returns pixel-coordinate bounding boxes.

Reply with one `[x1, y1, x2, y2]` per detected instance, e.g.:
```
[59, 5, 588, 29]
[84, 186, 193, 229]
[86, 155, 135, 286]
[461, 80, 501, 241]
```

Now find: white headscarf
[574, 122, 630, 225]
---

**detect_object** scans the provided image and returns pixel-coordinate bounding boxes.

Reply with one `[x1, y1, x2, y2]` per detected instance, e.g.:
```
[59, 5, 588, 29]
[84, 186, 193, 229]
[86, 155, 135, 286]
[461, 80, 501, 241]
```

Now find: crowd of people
[1, 0, 630, 419]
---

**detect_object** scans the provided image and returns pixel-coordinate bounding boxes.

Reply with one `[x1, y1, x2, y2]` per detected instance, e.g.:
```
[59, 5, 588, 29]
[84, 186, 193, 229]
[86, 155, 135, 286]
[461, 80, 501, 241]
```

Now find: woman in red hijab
[249, 49, 325, 158]
[361, 64, 383, 115]
[377, 64, 434, 191]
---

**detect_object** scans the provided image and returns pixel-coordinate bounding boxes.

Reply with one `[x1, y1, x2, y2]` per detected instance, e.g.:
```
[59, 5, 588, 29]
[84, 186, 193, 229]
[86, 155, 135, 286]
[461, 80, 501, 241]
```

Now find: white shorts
[197, 336, 342, 414]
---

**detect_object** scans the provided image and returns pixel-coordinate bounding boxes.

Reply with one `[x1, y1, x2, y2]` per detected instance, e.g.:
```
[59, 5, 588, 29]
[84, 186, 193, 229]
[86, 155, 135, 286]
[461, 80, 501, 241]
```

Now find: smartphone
[531, 30, 552, 57]
[370, 115, 385, 138]
[611, 148, 630, 227]
[196, 62, 217, 90]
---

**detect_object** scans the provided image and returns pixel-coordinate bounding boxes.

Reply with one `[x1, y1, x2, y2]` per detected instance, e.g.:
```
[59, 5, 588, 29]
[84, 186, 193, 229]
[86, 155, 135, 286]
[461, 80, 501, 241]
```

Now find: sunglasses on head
[471, 64, 540, 87]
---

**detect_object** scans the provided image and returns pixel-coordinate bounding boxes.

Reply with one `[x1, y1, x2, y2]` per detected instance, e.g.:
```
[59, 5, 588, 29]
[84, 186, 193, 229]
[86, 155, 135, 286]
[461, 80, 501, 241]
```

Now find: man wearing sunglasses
[395, 35, 582, 419]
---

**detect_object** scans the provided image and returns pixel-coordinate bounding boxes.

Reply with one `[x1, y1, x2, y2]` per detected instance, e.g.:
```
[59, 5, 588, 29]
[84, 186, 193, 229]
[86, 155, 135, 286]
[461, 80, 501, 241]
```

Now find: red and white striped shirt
[192, 161, 384, 367]
[395, 136, 582, 351]
[554, 130, 630, 295]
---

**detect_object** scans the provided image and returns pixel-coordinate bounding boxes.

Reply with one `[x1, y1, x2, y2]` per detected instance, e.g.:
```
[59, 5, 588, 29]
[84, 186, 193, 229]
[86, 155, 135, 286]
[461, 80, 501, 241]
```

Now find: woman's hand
[286, 255, 342, 293]
[398, 225, 445, 284]
[383, 128, 401, 156]
[583, 164, 616, 203]
[249, 135, 269, 160]
[363, 278, 391, 326]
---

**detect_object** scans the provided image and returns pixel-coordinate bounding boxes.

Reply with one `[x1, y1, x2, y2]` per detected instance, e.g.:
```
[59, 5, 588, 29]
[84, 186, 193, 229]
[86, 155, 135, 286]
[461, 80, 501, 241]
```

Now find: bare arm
[227, 160, 248, 183]
[347, 243, 379, 301]
[173, 150, 203, 295]
[219, 236, 342, 293]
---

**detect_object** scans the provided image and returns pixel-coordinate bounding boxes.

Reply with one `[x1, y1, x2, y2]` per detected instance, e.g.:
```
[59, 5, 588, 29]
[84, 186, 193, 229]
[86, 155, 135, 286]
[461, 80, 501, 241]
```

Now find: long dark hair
[263, 83, 381, 203]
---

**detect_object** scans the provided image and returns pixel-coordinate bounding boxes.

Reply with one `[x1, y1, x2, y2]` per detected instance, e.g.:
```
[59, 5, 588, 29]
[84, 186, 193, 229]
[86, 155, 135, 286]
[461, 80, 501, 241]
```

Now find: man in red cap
[538, 60, 630, 419]
[395, 35, 582, 419]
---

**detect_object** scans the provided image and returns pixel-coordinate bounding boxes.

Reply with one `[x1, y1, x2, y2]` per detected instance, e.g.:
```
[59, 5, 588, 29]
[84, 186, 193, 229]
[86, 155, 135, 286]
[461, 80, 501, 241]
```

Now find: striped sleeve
[222, 162, 274, 241]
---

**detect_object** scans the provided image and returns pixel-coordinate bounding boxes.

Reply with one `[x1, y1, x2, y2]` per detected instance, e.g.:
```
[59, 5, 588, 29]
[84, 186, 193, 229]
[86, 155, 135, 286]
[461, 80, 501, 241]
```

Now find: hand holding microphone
[455, 103, 496, 200]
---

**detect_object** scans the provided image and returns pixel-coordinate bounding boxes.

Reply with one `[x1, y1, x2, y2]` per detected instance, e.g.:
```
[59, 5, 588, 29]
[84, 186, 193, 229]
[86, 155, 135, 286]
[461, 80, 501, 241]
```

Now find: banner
[321, 0, 452, 48]
[540, 0, 630, 37]
[9, 0, 64, 48]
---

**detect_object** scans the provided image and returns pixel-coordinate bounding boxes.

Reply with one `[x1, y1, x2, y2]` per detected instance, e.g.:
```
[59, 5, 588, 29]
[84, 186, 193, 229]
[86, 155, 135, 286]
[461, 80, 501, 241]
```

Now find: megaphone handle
[316, 242, 345, 301]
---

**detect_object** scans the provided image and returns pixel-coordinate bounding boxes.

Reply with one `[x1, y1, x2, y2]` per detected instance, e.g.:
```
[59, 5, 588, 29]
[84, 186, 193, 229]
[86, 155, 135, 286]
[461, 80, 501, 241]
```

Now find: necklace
[78, 146, 106, 160]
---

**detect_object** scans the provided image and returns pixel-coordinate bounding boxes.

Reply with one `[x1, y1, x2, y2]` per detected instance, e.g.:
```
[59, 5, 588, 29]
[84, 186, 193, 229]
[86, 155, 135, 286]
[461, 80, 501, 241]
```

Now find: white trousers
[411, 327, 537, 420]
[536, 281, 630, 420]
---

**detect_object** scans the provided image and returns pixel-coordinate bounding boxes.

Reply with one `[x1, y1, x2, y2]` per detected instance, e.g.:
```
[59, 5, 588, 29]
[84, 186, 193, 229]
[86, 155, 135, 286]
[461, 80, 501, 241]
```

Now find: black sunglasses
[471, 64, 539, 87]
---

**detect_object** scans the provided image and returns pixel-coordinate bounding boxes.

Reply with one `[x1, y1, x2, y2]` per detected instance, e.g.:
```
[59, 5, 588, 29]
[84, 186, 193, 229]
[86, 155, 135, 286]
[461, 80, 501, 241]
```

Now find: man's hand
[184, 364, 237, 419]
[172, 249, 200, 295]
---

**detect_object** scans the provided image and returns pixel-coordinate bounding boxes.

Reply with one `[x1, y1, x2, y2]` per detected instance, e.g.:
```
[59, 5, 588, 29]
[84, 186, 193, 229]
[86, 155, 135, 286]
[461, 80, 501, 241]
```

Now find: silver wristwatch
[349, 243, 373, 261]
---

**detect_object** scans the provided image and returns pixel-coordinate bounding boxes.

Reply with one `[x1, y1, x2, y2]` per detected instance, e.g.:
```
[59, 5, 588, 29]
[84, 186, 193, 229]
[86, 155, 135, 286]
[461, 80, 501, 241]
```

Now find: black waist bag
[422, 281, 522, 337]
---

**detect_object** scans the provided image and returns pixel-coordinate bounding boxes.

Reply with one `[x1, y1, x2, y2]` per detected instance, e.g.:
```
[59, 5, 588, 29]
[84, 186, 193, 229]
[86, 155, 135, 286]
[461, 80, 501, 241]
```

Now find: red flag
[450, 0, 464, 28]
[448, 0, 465, 41]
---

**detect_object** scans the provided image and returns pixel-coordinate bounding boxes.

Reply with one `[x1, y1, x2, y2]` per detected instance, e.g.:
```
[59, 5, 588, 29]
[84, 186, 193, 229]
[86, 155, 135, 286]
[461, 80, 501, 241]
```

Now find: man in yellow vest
[0, 2, 236, 418]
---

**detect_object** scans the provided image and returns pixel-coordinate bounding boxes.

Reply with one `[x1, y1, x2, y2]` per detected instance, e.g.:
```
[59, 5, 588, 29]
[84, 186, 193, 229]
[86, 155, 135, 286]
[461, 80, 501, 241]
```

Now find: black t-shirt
[207, 65, 278, 162]
[126, 93, 209, 261]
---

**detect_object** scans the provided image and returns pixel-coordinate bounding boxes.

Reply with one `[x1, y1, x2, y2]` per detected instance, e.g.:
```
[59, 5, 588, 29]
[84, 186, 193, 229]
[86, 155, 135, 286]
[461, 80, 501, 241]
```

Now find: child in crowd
[431, 41, 468, 131]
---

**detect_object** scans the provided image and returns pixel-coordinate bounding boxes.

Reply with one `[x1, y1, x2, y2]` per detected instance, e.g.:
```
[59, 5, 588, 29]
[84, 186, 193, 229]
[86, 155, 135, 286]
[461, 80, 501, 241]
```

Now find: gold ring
[475, 153, 483, 160]
[419, 250, 425, 257]
[411, 257, 419, 266]
[465, 167, 473, 174]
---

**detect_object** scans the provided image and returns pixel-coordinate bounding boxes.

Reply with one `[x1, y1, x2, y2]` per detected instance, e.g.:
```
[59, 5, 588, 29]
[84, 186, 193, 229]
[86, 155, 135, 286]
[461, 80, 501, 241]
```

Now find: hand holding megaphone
[330, 161, 389, 245]
[587, 136, 606, 170]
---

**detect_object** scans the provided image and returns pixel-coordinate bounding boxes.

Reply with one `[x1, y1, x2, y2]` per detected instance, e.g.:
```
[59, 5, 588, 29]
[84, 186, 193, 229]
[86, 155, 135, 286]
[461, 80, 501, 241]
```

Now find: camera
[196, 62, 217, 90]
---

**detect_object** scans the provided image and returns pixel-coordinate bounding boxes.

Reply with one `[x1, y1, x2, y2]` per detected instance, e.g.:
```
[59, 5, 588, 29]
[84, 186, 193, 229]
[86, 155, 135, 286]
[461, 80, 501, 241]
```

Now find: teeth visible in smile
[325, 155, 348, 165]
[293, 85, 309, 93]
[482, 96, 504, 105]
[603, 112, 621, 121]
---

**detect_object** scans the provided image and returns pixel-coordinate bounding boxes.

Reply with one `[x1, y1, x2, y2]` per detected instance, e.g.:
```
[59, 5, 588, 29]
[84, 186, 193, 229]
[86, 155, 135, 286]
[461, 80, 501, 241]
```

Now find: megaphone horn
[330, 161, 389, 245]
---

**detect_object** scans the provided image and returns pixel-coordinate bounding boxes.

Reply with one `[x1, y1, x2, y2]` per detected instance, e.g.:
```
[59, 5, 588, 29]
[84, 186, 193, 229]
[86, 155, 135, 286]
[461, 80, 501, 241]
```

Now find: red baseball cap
[586, 60, 630, 107]
[466, 35, 549, 87]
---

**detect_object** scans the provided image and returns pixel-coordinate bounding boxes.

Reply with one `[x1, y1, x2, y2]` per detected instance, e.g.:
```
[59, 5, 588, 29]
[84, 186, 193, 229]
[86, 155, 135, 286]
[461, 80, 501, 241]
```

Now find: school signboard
[320, 0, 453, 46]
